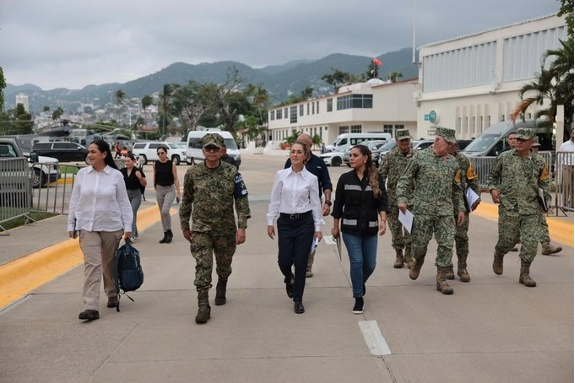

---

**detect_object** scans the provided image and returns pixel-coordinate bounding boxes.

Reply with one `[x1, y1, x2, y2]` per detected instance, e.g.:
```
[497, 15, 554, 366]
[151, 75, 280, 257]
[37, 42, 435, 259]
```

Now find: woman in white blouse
[267, 141, 322, 314]
[68, 140, 133, 321]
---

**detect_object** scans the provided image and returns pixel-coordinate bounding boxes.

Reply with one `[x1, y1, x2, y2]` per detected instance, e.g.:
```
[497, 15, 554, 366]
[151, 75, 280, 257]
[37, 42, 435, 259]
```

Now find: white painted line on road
[359, 320, 391, 356]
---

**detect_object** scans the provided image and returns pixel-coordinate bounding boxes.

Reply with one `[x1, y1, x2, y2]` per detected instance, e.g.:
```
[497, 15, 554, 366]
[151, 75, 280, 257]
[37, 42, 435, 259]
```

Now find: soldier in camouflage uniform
[379, 129, 415, 269]
[179, 133, 251, 324]
[446, 142, 481, 282]
[488, 127, 550, 288]
[396, 126, 465, 295]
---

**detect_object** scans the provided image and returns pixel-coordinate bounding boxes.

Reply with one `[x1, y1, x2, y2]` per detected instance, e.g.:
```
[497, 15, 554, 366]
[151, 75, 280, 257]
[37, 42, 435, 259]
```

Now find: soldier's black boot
[159, 231, 168, 243]
[195, 290, 211, 324]
[215, 278, 227, 306]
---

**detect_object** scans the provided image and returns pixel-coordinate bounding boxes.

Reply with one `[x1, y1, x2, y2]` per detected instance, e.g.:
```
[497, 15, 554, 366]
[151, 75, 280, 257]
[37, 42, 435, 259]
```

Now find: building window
[307, 103, 310, 115]
[312, 102, 315, 115]
[384, 125, 393, 134]
[327, 98, 333, 112]
[350, 125, 362, 133]
[339, 126, 350, 135]
[299, 105, 304, 116]
[284, 108, 288, 119]
[276, 109, 282, 119]
[316, 101, 320, 114]
[270, 111, 275, 121]
[336, 94, 374, 110]
[290, 106, 297, 123]
[394, 124, 404, 130]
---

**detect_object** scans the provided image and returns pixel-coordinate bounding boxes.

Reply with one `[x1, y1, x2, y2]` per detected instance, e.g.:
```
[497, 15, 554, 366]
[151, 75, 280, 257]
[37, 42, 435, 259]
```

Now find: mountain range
[4, 47, 418, 114]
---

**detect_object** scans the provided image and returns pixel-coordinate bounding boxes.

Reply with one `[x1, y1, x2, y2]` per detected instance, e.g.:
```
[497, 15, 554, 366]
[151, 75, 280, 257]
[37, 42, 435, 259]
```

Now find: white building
[415, 14, 567, 139]
[15, 93, 29, 113]
[267, 78, 418, 147]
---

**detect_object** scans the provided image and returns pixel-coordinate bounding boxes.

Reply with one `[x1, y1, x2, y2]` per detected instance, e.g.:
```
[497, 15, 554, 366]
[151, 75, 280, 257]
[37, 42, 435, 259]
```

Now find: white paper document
[398, 209, 414, 233]
[465, 187, 480, 212]
[310, 237, 320, 254]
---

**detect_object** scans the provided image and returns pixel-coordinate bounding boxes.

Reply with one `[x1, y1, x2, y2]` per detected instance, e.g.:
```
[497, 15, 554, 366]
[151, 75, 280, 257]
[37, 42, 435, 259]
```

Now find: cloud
[0, 0, 559, 89]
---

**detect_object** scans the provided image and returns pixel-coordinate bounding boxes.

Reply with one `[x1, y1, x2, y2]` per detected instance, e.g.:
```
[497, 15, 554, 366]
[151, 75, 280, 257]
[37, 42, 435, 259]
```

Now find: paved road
[0, 154, 572, 382]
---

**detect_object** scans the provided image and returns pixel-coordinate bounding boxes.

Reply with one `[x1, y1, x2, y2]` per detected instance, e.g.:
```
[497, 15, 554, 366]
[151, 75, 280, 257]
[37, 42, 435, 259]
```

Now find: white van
[186, 129, 241, 167]
[462, 120, 553, 157]
[330, 133, 391, 152]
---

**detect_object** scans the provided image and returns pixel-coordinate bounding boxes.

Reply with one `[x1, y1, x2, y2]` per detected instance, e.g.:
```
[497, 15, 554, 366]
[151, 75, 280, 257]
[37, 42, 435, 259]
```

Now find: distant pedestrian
[488, 127, 551, 287]
[268, 141, 322, 314]
[153, 145, 180, 244]
[114, 142, 121, 159]
[284, 133, 332, 278]
[220, 144, 238, 168]
[332, 144, 388, 314]
[68, 140, 133, 321]
[179, 133, 251, 324]
[379, 129, 415, 269]
[396, 126, 465, 295]
[121, 154, 147, 240]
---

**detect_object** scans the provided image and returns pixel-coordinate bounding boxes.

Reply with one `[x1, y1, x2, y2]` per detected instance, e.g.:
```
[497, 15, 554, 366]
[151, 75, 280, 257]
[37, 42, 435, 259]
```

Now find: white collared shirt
[267, 166, 322, 231]
[68, 165, 133, 232]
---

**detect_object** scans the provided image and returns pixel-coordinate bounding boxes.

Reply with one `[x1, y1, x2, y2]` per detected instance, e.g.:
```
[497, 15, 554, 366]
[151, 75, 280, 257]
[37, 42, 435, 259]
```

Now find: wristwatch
[324, 200, 332, 206]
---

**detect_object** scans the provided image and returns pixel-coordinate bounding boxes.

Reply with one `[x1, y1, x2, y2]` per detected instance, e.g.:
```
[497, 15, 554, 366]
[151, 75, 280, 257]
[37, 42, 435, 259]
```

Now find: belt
[280, 211, 311, 220]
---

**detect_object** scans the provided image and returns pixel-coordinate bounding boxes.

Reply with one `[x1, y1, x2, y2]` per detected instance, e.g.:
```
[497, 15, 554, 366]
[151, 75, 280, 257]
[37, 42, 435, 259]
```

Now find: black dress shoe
[285, 273, 294, 298]
[78, 310, 100, 321]
[294, 301, 305, 314]
[107, 296, 118, 308]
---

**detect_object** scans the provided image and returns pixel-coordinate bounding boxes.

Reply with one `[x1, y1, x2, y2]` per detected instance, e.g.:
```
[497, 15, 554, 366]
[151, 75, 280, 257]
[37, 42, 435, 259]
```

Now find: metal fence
[0, 157, 32, 230]
[469, 151, 574, 215]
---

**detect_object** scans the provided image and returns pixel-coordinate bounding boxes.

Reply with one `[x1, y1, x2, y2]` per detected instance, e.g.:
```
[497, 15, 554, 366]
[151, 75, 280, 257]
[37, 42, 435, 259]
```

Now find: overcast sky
[1, 0, 561, 90]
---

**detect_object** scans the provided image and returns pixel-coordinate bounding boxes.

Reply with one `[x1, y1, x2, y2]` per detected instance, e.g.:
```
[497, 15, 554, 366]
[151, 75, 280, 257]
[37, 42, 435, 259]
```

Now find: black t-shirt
[154, 160, 174, 187]
[121, 167, 146, 192]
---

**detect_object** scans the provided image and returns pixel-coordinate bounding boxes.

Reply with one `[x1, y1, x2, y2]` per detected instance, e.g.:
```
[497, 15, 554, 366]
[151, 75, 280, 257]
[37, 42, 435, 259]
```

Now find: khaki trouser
[79, 230, 123, 310]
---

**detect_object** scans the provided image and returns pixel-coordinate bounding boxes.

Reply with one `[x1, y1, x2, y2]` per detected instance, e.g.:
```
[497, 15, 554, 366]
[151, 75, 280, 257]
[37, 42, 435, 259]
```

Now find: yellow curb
[473, 203, 573, 247]
[0, 204, 170, 310]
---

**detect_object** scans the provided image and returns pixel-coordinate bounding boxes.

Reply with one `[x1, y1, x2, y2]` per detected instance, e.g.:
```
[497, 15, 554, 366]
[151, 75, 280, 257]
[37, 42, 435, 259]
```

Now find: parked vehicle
[342, 140, 388, 166]
[456, 139, 473, 151]
[132, 141, 187, 165]
[32, 142, 88, 163]
[329, 132, 391, 153]
[319, 149, 346, 166]
[462, 120, 553, 157]
[187, 129, 241, 167]
[0, 137, 60, 188]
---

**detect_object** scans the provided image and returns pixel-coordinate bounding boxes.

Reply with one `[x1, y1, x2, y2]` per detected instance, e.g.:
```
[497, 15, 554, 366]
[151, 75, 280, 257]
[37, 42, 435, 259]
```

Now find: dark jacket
[332, 169, 389, 236]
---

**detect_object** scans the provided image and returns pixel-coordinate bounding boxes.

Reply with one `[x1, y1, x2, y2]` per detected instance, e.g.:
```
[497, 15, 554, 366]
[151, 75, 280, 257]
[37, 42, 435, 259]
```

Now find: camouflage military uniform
[179, 161, 251, 293]
[379, 146, 415, 259]
[452, 151, 481, 271]
[396, 147, 464, 268]
[488, 149, 550, 263]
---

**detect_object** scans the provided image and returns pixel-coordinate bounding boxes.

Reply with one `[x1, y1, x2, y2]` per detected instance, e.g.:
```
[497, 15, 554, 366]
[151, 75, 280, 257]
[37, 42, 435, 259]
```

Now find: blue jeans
[342, 233, 378, 298]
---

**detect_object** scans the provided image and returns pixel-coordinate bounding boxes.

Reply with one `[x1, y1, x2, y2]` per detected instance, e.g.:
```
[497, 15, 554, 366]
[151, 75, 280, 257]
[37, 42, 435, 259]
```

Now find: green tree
[0, 67, 5, 111]
[52, 107, 64, 120]
[388, 72, 403, 82]
[322, 69, 358, 93]
[158, 84, 178, 136]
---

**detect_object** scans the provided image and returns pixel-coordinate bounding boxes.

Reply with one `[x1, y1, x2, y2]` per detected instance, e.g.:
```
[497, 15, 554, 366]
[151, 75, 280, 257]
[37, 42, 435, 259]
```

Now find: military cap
[395, 129, 411, 141]
[531, 136, 541, 147]
[202, 133, 224, 148]
[516, 128, 536, 140]
[434, 126, 457, 144]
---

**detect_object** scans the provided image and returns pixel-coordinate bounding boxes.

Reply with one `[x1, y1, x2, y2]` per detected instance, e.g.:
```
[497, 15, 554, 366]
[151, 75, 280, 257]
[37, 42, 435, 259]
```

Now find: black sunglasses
[204, 146, 220, 152]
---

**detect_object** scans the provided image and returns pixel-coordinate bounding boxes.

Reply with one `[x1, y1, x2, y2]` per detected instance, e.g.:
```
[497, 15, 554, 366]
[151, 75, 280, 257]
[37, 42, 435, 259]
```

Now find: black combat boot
[215, 278, 227, 306]
[165, 229, 173, 244]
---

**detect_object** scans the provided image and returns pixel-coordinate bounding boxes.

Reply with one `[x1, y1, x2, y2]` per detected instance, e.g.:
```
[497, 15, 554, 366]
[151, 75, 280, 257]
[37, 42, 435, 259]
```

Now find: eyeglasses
[204, 146, 220, 152]
[157, 151, 166, 155]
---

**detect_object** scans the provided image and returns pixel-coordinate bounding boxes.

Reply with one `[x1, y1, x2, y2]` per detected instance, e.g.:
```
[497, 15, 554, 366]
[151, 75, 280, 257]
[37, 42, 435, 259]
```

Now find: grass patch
[59, 165, 80, 175]
[1, 211, 58, 231]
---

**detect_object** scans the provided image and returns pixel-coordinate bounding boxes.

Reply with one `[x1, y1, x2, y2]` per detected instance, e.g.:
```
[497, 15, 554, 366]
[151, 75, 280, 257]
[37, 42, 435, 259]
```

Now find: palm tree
[159, 84, 177, 137]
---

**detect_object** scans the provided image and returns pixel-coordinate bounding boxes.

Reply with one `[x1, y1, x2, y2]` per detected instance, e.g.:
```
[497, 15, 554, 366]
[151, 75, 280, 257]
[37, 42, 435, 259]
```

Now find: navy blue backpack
[114, 239, 144, 311]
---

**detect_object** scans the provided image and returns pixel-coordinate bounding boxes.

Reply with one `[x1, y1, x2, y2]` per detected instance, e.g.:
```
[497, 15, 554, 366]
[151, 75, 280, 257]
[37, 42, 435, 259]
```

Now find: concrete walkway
[0, 155, 572, 382]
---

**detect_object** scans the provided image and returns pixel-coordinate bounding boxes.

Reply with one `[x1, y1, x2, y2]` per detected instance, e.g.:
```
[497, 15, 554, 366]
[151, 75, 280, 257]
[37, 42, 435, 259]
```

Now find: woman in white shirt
[267, 142, 322, 314]
[68, 140, 133, 321]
